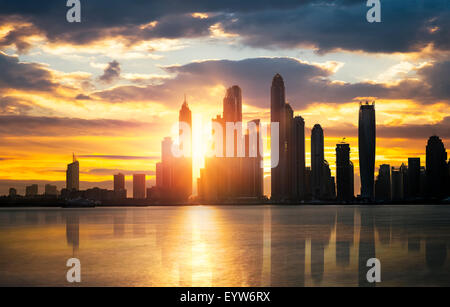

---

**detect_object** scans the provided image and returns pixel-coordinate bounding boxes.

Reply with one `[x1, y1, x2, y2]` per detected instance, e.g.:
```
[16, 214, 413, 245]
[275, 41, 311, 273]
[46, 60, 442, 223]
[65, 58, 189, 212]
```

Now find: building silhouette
[9, 188, 17, 198]
[270, 74, 302, 201]
[175, 97, 193, 200]
[66, 154, 79, 191]
[133, 174, 146, 199]
[311, 124, 335, 200]
[198, 85, 264, 201]
[426, 135, 448, 199]
[293, 116, 306, 200]
[358, 101, 376, 200]
[336, 142, 354, 201]
[311, 124, 324, 199]
[25, 184, 38, 197]
[44, 184, 58, 196]
[375, 164, 391, 201]
[113, 173, 127, 199]
[407, 158, 421, 199]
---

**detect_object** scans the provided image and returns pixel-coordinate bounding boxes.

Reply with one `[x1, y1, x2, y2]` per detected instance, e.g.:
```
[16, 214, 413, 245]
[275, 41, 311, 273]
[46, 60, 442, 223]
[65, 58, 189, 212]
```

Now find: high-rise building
[223, 85, 242, 123]
[25, 184, 38, 197]
[293, 116, 306, 200]
[336, 142, 353, 201]
[66, 154, 79, 191]
[391, 167, 403, 201]
[133, 174, 146, 199]
[156, 163, 163, 188]
[426, 135, 448, 199]
[358, 101, 376, 200]
[161, 137, 174, 189]
[198, 85, 264, 202]
[271, 74, 288, 201]
[375, 164, 391, 201]
[311, 124, 324, 199]
[407, 158, 421, 199]
[114, 173, 126, 199]
[45, 184, 58, 196]
[175, 97, 193, 200]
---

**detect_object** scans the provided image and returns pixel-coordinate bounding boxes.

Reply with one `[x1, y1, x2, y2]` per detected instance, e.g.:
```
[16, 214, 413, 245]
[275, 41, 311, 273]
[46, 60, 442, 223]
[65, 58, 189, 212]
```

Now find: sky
[0, 0, 449, 196]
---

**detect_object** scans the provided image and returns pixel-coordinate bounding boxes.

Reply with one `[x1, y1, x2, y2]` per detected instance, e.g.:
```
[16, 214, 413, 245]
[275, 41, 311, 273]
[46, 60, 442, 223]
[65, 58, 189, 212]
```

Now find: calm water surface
[0, 205, 449, 286]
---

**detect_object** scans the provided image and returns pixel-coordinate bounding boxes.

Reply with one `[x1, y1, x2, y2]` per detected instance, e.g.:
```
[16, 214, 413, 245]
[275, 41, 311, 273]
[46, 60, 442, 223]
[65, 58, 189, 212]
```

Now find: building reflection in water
[358, 208, 376, 287]
[335, 207, 355, 267]
[65, 212, 79, 255]
[2, 205, 449, 286]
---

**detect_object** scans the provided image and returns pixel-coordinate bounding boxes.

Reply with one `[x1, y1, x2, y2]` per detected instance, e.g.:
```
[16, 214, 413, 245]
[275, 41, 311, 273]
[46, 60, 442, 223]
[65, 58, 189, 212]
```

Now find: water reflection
[0, 205, 449, 286]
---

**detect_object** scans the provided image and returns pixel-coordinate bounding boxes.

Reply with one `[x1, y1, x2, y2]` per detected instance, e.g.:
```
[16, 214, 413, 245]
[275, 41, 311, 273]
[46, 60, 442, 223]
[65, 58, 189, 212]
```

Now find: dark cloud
[98, 60, 121, 84]
[0, 1, 448, 54]
[0, 115, 159, 136]
[78, 155, 158, 160]
[85, 169, 155, 176]
[94, 57, 450, 109]
[0, 52, 56, 92]
[75, 93, 92, 100]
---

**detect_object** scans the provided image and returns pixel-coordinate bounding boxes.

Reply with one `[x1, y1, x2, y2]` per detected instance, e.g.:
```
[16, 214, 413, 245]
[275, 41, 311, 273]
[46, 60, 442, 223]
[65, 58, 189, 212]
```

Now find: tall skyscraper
[407, 158, 421, 199]
[176, 97, 193, 200]
[66, 154, 79, 191]
[223, 85, 242, 123]
[271, 73, 287, 201]
[311, 124, 324, 199]
[133, 174, 146, 199]
[293, 116, 306, 200]
[336, 142, 353, 201]
[426, 135, 448, 199]
[358, 101, 376, 200]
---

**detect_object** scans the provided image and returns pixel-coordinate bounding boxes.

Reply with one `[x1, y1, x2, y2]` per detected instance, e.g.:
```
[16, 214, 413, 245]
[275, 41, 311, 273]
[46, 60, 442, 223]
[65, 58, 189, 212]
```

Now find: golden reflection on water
[0, 205, 449, 286]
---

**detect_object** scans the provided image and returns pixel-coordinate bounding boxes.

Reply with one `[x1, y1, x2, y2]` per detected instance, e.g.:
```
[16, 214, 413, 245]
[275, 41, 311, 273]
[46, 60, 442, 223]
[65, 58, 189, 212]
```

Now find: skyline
[0, 0, 449, 196]
[2, 75, 449, 201]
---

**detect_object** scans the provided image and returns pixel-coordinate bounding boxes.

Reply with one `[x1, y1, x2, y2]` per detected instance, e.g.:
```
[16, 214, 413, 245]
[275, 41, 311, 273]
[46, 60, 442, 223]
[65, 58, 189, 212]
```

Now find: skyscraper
[66, 154, 79, 191]
[311, 124, 324, 199]
[358, 101, 376, 200]
[133, 174, 146, 199]
[161, 137, 174, 189]
[375, 164, 391, 201]
[223, 85, 242, 123]
[426, 135, 448, 199]
[114, 173, 126, 199]
[271, 73, 287, 201]
[336, 142, 353, 201]
[391, 167, 403, 201]
[407, 158, 421, 199]
[293, 116, 306, 200]
[176, 97, 193, 200]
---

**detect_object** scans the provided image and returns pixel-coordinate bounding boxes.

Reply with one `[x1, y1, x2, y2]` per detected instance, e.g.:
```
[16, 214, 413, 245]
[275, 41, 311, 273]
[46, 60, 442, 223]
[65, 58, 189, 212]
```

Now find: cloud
[84, 169, 155, 176]
[98, 60, 121, 84]
[93, 57, 450, 109]
[0, 115, 159, 136]
[78, 155, 158, 160]
[75, 93, 92, 100]
[0, 1, 448, 54]
[0, 52, 56, 92]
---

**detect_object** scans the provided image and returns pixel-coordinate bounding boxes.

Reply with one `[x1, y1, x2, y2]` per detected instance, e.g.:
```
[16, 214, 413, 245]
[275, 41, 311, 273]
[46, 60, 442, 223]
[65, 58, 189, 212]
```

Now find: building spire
[72, 152, 77, 162]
